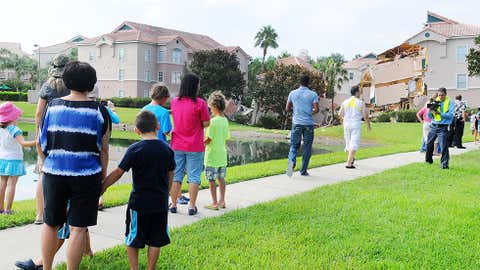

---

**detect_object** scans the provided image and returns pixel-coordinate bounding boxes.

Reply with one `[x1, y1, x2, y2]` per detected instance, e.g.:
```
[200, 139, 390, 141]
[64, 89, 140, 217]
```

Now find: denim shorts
[204, 166, 227, 181]
[173, 151, 204, 185]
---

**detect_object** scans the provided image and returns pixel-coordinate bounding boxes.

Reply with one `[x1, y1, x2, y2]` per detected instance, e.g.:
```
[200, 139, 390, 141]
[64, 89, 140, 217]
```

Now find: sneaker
[456, 146, 466, 149]
[33, 219, 44, 225]
[178, 195, 190, 205]
[286, 160, 294, 178]
[442, 166, 449, 169]
[14, 259, 42, 270]
[300, 171, 310, 176]
[188, 206, 198, 216]
[169, 205, 177, 214]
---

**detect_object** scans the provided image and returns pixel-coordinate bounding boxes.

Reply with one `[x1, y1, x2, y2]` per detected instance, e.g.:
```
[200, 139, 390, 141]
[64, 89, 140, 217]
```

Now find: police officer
[425, 87, 455, 169]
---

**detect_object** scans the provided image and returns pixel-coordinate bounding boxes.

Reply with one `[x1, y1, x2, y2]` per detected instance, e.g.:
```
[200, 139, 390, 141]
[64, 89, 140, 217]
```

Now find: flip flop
[205, 204, 219, 210]
[34, 219, 44, 225]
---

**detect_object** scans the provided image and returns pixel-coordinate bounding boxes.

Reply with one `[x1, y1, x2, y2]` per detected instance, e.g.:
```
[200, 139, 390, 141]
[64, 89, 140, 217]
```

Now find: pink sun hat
[0, 102, 22, 123]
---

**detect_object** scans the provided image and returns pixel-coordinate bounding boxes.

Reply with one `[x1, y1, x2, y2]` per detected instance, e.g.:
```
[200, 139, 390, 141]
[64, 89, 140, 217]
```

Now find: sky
[2, 0, 480, 61]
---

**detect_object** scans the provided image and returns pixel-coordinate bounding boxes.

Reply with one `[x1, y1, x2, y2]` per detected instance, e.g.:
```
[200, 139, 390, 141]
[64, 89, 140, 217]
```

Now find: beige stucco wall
[410, 35, 480, 107]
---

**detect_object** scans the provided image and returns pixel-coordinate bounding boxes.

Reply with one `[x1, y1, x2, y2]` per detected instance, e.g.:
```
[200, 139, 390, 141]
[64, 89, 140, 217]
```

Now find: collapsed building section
[359, 43, 428, 111]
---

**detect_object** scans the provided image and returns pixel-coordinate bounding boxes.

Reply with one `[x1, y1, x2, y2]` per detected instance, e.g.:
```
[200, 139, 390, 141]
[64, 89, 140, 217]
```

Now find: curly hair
[207, 91, 226, 112]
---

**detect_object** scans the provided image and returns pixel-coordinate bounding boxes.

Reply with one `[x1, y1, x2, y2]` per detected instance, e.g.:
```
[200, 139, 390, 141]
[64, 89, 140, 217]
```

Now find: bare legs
[41, 224, 60, 270]
[127, 246, 160, 270]
[188, 183, 199, 209]
[347, 150, 356, 167]
[127, 247, 139, 270]
[147, 246, 160, 270]
[0, 176, 19, 212]
[66, 226, 87, 270]
[35, 174, 44, 221]
[208, 179, 226, 208]
[0, 176, 7, 211]
[169, 182, 182, 208]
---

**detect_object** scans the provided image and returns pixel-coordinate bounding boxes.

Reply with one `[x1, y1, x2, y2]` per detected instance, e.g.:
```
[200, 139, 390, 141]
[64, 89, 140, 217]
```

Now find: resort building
[33, 35, 87, 68]
[337, 53, 377, 103]
[406, 11, 480, 107]
[78, 21, 250, 98]
[0, 42, 34, 82]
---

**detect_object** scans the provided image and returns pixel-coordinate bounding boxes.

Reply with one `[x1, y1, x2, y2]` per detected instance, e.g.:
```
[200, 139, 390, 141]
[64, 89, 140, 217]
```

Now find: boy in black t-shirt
[102, 110, 174, 270]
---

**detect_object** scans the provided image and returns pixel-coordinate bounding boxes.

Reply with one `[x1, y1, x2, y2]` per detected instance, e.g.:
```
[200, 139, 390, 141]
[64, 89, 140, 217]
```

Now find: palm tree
[316, 58, 348, 124]
[0, 49, 37, 91]
[254, 25, 279, 71]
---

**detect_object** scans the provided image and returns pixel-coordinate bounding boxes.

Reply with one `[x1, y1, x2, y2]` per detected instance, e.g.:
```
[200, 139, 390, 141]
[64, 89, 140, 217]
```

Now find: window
[157, 47, 166, 62]
[118, 48, 125, 62]
[158, 71, 164, 82]
[143, 89, 150, 98]
[349, 72, 354, 80]
[456, 74, 467, 90]
[171, 71, 182, 84]
[456, 46, 468, 63]
[118, 69, 125, 81]
[145, 48, 152, 63]
[118, 90, 125, 97]
[88, 51, 95, 61]
[172, 48, 182, 64]
[145, 70, 151, 82]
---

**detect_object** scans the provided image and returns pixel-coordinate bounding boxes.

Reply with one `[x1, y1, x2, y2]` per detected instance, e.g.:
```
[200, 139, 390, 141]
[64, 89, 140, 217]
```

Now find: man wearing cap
[34, 54, 70, 225]
[425, 87, 455, 169]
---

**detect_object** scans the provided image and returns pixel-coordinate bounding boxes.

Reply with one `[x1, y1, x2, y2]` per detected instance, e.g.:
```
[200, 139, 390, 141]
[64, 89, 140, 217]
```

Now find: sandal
[169, 204, 177, 214]
[346, 165, 356, 169]
[205, 204, 219, 211]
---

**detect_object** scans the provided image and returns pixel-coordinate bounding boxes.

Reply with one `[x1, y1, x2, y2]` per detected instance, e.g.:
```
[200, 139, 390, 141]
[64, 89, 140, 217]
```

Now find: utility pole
[33, 44, 40, 90]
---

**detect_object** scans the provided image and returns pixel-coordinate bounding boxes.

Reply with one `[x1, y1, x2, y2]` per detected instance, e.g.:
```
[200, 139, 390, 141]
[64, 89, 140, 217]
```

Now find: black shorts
[125, 206, 170, 248]
[43, 173, 101, 227]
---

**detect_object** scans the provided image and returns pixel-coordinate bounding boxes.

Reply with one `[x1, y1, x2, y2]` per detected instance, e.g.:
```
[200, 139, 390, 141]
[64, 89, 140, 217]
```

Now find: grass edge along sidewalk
[0, 123, 473, 230]
[60, 150, 480, 270]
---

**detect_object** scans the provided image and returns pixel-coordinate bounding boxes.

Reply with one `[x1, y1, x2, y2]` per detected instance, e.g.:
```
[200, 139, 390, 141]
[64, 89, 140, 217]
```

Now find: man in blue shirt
[285, 75, 319, 177]
[425, 87, 455, 169]
[142, 84, 172, 142]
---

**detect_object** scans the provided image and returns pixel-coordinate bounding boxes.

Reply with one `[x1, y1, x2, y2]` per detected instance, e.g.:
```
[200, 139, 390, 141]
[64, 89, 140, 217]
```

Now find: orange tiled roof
[409, 12, 480, 39]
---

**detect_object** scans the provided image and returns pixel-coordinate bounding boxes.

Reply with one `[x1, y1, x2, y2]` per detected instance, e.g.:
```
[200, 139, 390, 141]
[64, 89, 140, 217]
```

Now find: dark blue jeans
[288, 124, 314, 174]
[425, 124, 450, 168]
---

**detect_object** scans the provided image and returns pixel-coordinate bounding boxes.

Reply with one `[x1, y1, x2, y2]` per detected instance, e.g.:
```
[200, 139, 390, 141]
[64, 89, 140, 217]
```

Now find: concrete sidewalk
[1, 144, 477, 269]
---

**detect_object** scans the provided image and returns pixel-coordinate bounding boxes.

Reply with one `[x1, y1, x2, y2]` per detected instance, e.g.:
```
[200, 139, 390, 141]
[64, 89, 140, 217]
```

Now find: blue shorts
[204, 166, 227, 181]
[173, 151, 204, 185]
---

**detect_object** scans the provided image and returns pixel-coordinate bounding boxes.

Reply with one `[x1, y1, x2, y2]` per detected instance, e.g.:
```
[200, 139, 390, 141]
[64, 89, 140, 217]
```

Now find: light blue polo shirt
[287, 86, 319, 125]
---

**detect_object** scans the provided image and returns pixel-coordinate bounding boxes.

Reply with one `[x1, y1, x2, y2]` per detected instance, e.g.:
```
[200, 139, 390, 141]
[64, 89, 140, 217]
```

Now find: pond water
[15, 135, 341, 201]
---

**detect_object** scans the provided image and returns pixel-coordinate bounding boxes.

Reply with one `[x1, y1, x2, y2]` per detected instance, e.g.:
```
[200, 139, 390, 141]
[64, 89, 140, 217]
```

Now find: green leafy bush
[0, 91, 28, 101]
[374, 112, 393, 122]
[233, 114, 250, 125]
[107, 97, 150, 108]
[396, 110, 418, 123]
[258, 114, 281, 129]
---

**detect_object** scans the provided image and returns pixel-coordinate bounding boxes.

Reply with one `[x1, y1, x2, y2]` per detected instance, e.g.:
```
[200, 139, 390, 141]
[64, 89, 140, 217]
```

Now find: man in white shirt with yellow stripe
[338, 85, 371, 169]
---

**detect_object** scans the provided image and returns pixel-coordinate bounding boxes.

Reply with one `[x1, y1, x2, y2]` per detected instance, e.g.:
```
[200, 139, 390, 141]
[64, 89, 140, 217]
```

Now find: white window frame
[172, 48, 182, 64]
[171, 71, 182, 84]
[118, 69, 125, 81]
[157, 47, 166, 63]
[158, 71, 164, 82]
[349, 72, 354, 80]
[118, 90, 125, 98]
[145, 70, 151, 82]
[145, 48, 152, 63]
[143, 89, 150, 98]
[456, 45, 468, 64]
[118, 48, 125, 63]
[456, 73, 468, 90]
[88, 51, 95, 61]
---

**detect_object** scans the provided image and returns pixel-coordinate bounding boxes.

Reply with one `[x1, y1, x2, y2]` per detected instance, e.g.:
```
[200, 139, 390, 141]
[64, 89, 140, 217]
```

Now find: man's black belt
[431, 123, 449, 127]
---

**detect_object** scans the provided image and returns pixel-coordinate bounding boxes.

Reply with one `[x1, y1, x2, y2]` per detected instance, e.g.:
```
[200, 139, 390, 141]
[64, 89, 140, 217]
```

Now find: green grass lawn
[1, 122, 473, 230]
[59, 150, 480, 269]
